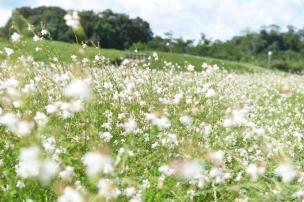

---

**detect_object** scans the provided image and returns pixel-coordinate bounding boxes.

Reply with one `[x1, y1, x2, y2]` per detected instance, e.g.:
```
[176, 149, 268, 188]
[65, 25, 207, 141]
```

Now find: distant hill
[0, 38, 267, 73]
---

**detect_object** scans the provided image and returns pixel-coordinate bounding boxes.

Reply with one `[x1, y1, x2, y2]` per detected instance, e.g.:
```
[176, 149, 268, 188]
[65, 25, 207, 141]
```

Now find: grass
[1, 38, 302, 201]
[0, 38, 267, 73]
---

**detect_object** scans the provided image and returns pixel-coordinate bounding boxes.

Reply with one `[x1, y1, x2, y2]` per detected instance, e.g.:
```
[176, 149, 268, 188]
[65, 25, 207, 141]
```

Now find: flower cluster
[1, 37, 304, 201]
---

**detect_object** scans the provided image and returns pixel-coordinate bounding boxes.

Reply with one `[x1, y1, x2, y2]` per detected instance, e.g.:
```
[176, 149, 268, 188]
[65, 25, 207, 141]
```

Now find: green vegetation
[0, 41, 304, 201]
[133, 26, 304, 72]
[1, 7, 303, 72]
[1, 6, 152, 49]
[2, 4, 304, 202]
[0, 38, 266, 73]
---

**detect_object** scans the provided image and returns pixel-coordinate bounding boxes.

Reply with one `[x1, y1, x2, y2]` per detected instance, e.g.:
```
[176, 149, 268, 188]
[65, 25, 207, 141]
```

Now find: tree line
[1, 6, 304, 71]
[132, 25, 304, 71]
[0, 6, 153, 49]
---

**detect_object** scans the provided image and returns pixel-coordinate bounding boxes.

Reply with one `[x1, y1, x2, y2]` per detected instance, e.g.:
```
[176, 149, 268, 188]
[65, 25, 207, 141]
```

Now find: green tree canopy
[3, 6, 153, 49]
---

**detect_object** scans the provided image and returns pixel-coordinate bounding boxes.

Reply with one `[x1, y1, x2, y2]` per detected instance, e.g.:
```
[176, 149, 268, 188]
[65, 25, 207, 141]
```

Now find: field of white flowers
[2, 34, 304, 201]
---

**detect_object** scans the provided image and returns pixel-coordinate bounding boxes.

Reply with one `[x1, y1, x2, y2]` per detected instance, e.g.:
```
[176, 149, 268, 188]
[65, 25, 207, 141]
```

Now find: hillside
[0, 38, 267, 73]
[2, 6, 304, 73]
[1, 37, 304, 201]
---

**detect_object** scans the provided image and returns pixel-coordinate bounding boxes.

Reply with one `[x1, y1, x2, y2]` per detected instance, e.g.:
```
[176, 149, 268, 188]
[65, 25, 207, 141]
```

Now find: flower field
[1, 41, 304, 201]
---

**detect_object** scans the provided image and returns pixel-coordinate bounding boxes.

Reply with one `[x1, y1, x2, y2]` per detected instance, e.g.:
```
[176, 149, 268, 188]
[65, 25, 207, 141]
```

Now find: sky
[1, 0, 304, 41]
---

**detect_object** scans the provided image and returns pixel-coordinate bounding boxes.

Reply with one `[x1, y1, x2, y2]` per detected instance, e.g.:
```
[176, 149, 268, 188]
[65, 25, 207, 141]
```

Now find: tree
[4, 6, 74, 42]
[282, 26, 301, 51]
[172, 38, 194, 53]
[3, 6, 153, 49]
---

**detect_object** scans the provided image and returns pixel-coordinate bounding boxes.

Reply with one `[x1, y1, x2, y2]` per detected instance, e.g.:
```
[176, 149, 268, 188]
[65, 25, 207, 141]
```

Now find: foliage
[3, 6, 153, 49]
[0, 38, 265, 73]
[271, 60, 304, 73]
[2, 6, 304, 71]
[132, 26, 304, 71]
[0, 38, 304, 201]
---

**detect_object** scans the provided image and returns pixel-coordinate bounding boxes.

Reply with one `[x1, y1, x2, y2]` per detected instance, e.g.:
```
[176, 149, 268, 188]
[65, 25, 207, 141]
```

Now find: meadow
[1, 36, 304, 202]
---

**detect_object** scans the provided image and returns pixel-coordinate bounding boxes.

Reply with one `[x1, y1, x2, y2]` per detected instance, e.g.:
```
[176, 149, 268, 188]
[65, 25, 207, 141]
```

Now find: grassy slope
[1, 39, 303, 201]
[0, 38, 267, 73]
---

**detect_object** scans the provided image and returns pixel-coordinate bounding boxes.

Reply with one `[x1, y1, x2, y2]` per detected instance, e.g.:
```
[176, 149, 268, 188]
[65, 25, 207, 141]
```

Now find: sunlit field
[1, 35, 304, 202]
[1, 8, 304, 201]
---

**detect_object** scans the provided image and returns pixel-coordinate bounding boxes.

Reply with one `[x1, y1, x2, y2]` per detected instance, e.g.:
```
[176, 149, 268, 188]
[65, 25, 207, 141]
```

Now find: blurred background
[1, 0, 304, 72]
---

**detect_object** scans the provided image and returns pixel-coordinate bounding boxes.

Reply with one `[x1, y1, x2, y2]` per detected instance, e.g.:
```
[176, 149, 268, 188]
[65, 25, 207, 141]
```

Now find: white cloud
[0, 8, 11, 27]
[1, 0, 304, 40]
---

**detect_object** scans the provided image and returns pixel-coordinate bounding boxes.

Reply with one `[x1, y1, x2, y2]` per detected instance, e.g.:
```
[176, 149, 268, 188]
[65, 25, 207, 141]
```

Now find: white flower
[64, 11, 80, 29]
[14, 121, 34, 137]
[4, 77, 19, 88]
[68, 100, 83, 112]
[11, 32, 21, 42]
[59, 166, 75, 182]
[161, 160, 205, 181]
[39, 159, 59, 184]
[158, 165, 175, 176]
[16, 146, 59, 184]
[16, 146, 41, 178]
[7, 86, 20, 98]
[179, 115, 193, 126]
[173, 93, 183, 104]
[205, 88, 216, 98]
[202, 63, 208, 69]
[203, 124, 212, 136]
[275, 163, 297, 183]
[142, 179, 150, 189]
[97, 179, 121, 199]
[34, 112, 48, 126]
[41, 29, 48, 36]
[95, 55, 100, 61]
[46, 104, 58, 114]
[42, 137, 56, 153]
[223, 108, 249, 127]
[64, 79, 92, 100]
[33, 35, 42, 42]
[293, 189, 304, 199]
[246, 163, 266, 180]
[130, 197, 142, 202]
[82, 58, 89, 64]
[208, 150, 225, 165]
[99, 132, 112, 142]
[35, 47, 42, 52]
[123, 118, 137, 133]
[82, 152, 114, 177]
[58, 187, 84, 202]
[0, 113, 18, 130]
[27, 24, 33, 31]
[178, 161, 203, 180]
[209, 167, 222, 178]
[145, 113, 171, 129]
[294, 131, 302, 141]
[4, 47, 14, 56]
[104, 82, 113, 89]
[16, 180, 25, 188]
[125, 187, 136, 197]
[152, 52, 158, 60]
[71, 54, 77, 61]
[187, 64, 195, 71]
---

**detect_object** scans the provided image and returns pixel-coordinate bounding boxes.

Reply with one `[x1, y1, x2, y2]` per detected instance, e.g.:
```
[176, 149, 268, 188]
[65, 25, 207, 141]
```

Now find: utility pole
[268, 51, 272, 68]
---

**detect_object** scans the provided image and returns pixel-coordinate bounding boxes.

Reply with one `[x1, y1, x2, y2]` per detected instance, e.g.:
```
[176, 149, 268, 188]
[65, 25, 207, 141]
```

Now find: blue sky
[1, 0, 304, 41]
